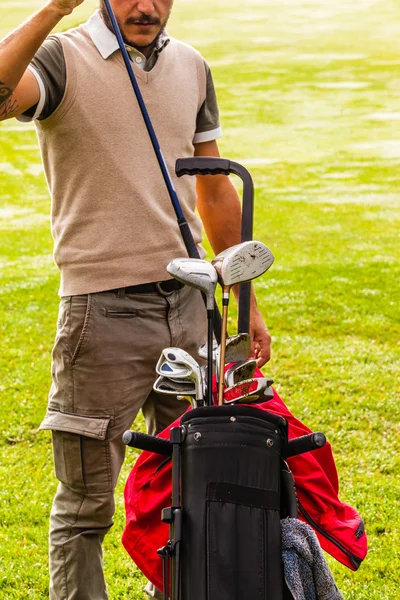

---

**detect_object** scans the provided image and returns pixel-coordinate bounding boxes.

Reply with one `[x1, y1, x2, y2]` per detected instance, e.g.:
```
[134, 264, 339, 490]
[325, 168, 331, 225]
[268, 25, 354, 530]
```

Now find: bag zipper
[297, 499, 363, 570]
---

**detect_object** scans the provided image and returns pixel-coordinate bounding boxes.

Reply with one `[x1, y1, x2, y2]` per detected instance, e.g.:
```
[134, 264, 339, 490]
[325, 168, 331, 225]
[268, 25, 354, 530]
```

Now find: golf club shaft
[102, 0, 222, 342]
[207, 311, 214, 406]
[217, 291, 230, 405]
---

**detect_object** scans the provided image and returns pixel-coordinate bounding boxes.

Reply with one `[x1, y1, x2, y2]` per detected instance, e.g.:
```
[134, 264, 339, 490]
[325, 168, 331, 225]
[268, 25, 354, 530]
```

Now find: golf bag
[124, 404, 327, 600]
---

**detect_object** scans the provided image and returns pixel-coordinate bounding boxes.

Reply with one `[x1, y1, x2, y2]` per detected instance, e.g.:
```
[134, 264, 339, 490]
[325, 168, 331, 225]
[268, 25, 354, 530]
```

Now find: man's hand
[48, 0, 85, 17]
[249, 308, 271, 368]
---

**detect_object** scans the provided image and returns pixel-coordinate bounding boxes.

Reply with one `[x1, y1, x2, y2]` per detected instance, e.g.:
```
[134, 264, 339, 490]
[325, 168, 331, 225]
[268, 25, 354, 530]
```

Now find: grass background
[1, 0, 399, 597]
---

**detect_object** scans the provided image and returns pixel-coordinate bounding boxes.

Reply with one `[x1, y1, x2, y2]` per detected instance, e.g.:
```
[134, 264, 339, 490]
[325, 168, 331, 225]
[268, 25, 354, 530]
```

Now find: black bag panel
[206, 501, 267, 600]
[180, 412, 286, 600]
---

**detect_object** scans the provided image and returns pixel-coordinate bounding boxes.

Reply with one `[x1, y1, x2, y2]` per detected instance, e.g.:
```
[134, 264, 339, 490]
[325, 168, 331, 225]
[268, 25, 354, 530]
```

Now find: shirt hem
[58, 247, 207, 296]
[16, 66, 46, 122]
[193, 127, 222, 144]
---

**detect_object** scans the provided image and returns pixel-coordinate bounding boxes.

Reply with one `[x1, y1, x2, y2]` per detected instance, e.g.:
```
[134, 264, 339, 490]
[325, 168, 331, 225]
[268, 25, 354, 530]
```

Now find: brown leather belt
[110, 279, 184, 295]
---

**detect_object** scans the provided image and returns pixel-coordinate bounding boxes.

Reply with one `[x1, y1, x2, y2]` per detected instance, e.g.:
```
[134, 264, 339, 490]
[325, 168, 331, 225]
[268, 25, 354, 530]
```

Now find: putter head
[224, 358, 257, 388]
[167, 258, 218, 311]
[223, 377, 274, 404]
[212, 241, 274, 288]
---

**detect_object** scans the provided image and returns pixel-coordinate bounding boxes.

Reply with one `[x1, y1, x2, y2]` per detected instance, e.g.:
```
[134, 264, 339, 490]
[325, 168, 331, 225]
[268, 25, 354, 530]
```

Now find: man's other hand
[250, 309, 271, 368]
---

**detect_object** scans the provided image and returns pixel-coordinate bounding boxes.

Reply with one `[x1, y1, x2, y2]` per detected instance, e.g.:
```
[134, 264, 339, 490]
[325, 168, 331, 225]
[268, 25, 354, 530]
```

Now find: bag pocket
[206, 482, 282, 600]
[40, 410, 112, 494]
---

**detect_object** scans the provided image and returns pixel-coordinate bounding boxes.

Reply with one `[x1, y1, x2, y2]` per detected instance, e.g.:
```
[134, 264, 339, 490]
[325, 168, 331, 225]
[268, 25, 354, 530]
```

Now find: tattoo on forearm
[0, 80, 18, 118]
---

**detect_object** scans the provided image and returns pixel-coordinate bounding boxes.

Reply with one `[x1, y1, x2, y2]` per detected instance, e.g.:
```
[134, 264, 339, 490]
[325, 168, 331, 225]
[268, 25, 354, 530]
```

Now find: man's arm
[0, 0, 82, 121]
[194, 139, 272, 367]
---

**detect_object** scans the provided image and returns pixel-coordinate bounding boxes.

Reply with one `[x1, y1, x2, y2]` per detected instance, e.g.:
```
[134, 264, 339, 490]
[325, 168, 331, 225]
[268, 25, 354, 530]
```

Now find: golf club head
[161, 347, 200, 371]
[157, 348, 204, 401]
[154, 375, 196, 396]
[212, 241, 274, 288]
[167, 258, 218, 311]
[215, 333, 252, 381]
[224, 358, 257, 387]
[198, 339, 218, 361]
[225, 333, 251, 362]
[156, 357, 192, 379]
[223, 377, 274, 404]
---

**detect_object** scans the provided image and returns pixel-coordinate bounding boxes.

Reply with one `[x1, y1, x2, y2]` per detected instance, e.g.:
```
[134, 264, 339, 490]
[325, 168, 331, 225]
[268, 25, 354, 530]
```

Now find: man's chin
[122, 26, 161, 48]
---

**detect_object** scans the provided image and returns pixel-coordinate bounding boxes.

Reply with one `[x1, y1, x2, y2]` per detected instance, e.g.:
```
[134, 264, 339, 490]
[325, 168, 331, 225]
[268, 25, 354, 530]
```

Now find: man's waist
[107, 279, 184, 295]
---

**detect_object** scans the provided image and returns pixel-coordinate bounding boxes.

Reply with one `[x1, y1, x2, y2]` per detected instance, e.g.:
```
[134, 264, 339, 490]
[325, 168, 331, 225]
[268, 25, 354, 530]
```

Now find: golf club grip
[238, 283, 251, 334]
[286, 432, 326, 458]
[176, 157, 232, 177]
[123, 431, 173, 456]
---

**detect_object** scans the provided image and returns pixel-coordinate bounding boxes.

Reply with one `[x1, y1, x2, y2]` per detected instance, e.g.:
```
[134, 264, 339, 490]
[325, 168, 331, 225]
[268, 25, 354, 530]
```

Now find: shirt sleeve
[193, 61, 222, 144]
[17, 36, 66, 122]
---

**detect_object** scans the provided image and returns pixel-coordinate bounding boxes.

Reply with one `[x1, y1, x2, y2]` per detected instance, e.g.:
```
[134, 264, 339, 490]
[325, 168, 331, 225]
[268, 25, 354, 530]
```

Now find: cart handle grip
[123, 431, 173, 456]
[285, 432, 326, 458]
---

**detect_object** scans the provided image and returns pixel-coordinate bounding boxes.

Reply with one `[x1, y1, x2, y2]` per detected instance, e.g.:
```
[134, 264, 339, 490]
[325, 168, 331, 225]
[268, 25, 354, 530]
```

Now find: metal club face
[167, 258, 218, 310]
[212, 241, 274, 287]
[224, 358, 257, 388]
[156, 356, 193, 379]
[161, 348, 200, 371]
[225, 334, 251, 363]
[215, 333, 252, 381]
[156, 348, 204, 401]
[154, 375, 197, 396]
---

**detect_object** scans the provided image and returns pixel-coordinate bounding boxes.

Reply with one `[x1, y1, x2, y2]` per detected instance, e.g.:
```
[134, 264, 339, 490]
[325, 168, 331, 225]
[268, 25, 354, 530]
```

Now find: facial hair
[99, 1, 171, 49]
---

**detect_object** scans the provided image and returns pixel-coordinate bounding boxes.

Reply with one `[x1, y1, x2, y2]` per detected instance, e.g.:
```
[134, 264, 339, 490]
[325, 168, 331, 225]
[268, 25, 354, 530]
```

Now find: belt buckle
[156, 281, 177, 296]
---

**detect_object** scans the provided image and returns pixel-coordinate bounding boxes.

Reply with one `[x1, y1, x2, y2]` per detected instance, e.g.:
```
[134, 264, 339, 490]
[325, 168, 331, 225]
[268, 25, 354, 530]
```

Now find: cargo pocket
[40, 410, 112, 495]
[206, 482, 282, 600]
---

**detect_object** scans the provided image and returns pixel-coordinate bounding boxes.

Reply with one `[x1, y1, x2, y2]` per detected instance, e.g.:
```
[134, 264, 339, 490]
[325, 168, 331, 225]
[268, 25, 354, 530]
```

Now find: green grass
[1, 0, 400, 597]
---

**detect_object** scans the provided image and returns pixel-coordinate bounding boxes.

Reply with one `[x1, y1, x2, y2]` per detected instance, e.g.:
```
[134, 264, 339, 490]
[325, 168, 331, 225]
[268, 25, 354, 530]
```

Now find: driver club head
[211, 241, 274, 289]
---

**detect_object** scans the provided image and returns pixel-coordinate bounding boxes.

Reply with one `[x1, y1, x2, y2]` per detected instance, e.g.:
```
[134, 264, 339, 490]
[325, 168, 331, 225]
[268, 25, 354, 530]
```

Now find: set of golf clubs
[153, 240, 275, 407]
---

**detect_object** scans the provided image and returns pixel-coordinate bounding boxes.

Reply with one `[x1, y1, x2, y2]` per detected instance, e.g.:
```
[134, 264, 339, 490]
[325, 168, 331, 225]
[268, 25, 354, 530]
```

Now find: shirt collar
[85, 10, 170, 60]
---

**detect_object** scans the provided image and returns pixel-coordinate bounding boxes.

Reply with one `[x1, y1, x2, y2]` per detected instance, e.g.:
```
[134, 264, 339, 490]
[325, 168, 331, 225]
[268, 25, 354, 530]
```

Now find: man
[0, 1, 271, 597]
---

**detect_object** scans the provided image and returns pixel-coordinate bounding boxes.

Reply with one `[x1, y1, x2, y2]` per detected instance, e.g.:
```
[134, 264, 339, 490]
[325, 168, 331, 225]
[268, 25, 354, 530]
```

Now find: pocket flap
[39, 411, 111, 440]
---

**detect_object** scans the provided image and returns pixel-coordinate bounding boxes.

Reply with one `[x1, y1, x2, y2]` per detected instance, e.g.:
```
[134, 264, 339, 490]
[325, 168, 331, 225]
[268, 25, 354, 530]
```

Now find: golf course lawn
[1, 0, 399, 597]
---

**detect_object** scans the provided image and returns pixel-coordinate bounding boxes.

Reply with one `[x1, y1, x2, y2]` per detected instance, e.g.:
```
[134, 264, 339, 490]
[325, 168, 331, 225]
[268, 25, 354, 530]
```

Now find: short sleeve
[193, 61, 222, 144]
[18, 36, 66, 122]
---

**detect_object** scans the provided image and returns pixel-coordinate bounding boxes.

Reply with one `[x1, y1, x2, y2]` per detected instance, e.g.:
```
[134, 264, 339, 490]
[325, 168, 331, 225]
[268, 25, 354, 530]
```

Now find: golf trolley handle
[123, 430, 173, 456]
[285, 432, 326, 458]
[176, 157, 254, 334]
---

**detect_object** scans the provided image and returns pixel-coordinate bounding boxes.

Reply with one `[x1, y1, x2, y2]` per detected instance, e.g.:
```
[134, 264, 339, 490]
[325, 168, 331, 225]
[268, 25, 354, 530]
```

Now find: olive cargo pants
[40, 286, 207, 599]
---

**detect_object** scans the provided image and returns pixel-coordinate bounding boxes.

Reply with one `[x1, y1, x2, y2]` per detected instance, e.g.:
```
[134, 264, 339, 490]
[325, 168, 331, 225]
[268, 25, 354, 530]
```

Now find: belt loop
[117, 288, 126, 298]
[156, 282, 176, 297]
